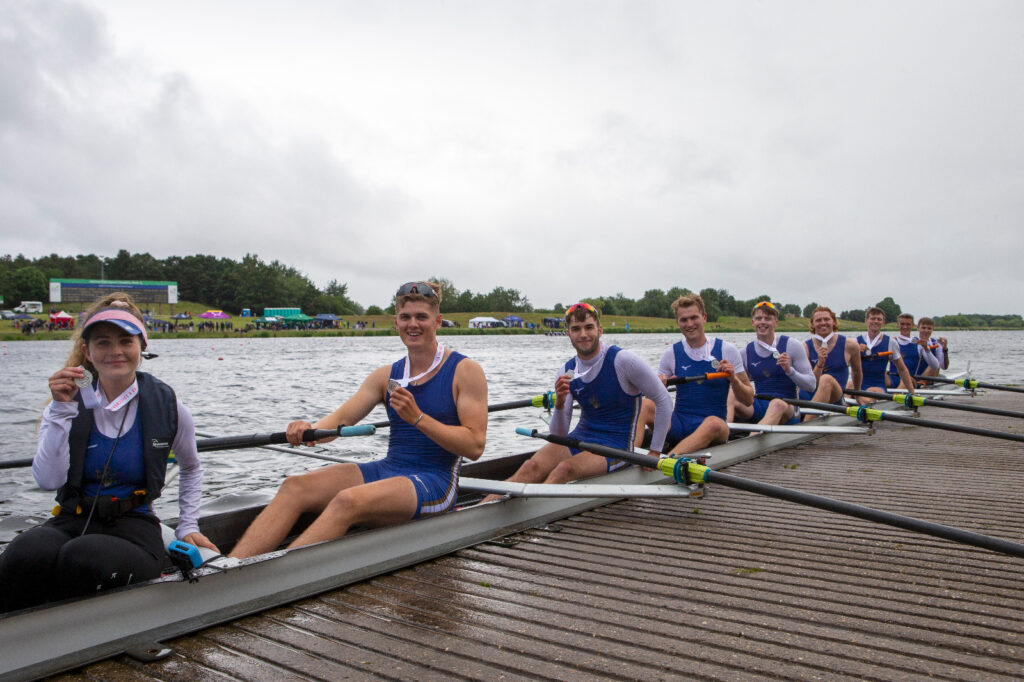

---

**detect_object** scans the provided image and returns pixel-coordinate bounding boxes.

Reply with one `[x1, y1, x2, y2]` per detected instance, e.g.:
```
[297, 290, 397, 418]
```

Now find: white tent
[468, 316, 501, 328]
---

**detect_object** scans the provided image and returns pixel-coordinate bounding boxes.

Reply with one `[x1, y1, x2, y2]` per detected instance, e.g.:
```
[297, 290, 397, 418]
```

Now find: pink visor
[82, 309, 149, 349]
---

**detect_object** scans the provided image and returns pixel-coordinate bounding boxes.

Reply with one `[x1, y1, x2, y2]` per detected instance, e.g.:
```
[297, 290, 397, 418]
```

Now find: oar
[364, 391, 558, 429]
[844, 388, 1024, 419]
[0, 457, 34, 470]
[860, 350, 893, 360]
[758, 395, 1024, 444]
[195, 424, 376, 452]
[666, 372, 730, 387]
[913, 375, 1024, 395]
[514, 428, 1024, 559]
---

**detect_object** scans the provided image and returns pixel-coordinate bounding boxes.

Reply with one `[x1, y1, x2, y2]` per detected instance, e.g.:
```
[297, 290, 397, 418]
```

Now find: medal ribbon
[755, 339, 780, 355]
[863, 333, 883, 353]
[105, 381, 139, 412]
[396, 344, 445, 388]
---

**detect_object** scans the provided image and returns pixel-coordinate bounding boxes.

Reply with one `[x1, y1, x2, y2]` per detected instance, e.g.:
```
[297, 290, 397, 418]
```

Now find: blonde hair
[671, 294, 706, 317]
[67, 292, 146, 373]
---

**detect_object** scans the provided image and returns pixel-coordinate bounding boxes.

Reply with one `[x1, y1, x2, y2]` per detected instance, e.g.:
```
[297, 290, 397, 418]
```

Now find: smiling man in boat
[915, 317, 948, 379]
[483, 302, 671, 501]
[887, 313, 938, 388]
[634, 293, 753, 454]
[230, 281, 488, 558]
[856, 307, 915, 401]
[800, 306, 863, 404]
[730, 301, 817, 425]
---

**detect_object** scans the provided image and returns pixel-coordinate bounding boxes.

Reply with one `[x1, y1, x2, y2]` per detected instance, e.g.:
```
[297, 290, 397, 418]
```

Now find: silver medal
[772, 351, 780, 359]
[710, 359, 720, 370]
[387, 379, 402, 394]
[75, 368, 93, 389]
[564, 369, 574, 380]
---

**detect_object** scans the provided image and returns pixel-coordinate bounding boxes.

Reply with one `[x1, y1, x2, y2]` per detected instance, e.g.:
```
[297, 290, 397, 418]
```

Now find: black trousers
[0, 512, 164, 613]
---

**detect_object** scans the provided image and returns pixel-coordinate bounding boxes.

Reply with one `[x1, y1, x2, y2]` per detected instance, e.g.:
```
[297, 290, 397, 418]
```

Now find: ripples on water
[1, 330, 1021, 522]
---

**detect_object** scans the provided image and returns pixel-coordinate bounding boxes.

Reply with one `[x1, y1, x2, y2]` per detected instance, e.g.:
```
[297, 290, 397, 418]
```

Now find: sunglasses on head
[395, 282, 438, 298]
[753, 301, 775, 310]
[565, 302, 597, 319]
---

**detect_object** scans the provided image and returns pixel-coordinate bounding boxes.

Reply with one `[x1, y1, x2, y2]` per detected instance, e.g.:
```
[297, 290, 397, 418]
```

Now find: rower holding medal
[800, 306, 864, 406]
[733, 300, 818, 426]
[635, 293, 753, 455]
[482, 301, 672, 503]
[0, 293, 216, 613]
[231, 281, 488, 558]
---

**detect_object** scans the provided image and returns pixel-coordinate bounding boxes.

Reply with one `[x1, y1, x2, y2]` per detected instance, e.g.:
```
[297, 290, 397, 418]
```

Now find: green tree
[840, 309, 866, 322]
[366, 305, 384, 315]
[781, 303, 801, 319]
[875, 297, 901, 322]
[9, 266, 48, 304]
[802, 302, 819, 318]
[636, 289, 670, 318]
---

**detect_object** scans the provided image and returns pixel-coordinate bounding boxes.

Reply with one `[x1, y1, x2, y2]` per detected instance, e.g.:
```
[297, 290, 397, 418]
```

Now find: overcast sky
[2, 1, 1022, 315]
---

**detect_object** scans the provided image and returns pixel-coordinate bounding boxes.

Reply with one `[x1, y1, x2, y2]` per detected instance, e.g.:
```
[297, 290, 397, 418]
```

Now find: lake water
[1, 330, 1020, 526]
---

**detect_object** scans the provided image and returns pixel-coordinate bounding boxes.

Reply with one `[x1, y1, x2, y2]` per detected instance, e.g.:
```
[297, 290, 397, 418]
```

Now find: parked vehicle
[13, 301, 43, 313]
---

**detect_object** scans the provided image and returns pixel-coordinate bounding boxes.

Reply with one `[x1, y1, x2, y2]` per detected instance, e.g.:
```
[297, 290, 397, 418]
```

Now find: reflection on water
[0, 330, 1020, 519]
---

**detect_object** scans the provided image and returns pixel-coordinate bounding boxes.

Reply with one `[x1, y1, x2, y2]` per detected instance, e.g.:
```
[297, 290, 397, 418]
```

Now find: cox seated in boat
[230, 281, 487, 558]
[483, 302, 671, 503]
[0, 293, 218, 613]
[635, 293, 753, 454]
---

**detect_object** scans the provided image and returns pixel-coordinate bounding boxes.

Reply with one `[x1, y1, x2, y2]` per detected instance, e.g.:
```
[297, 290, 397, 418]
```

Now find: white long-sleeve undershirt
[34, 389, 203, 538]
[550, 344, 672, 452]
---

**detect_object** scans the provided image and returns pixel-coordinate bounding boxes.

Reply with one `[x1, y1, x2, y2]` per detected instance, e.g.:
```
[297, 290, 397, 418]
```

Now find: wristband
[413, 413, 424, 426]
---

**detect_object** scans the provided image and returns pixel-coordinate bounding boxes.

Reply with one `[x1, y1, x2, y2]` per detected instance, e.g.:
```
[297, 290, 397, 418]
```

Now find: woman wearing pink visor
[0, 294, 218, 612]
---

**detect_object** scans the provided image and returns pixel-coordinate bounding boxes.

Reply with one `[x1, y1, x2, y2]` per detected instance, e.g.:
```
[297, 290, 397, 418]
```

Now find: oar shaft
[0, 458, 34, 470]
[196, 425, 375, 452]
[914, 375, 1024, 395]
[515, 428, 1024, 559]
[761, 395, 1024, 443]
[845, 388, 1024, 419]
[705, 469, 1024, 559]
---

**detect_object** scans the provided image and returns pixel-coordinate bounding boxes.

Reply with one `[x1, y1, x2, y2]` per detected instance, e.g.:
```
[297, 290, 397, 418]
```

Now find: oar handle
[666, 372, 731, 387]
[196, 424, 376, 452]
[368, 391, 558, 431]
[861, 350, 893, 359]
[0, 457, 35, 470]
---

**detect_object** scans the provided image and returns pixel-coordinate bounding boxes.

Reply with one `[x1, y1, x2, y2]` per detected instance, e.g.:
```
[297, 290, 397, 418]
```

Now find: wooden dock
[52, 392, 1024, 681]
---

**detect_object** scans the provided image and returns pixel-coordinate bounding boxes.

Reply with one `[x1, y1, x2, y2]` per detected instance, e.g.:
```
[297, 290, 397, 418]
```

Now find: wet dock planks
[53, 392, 1024, 681]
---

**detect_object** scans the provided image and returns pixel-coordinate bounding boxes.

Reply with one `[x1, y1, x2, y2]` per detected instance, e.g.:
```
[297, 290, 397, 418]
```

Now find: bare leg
[758, 399, 795, 426]
[730, 391, 755, 422]
[230, 463, 365, 558]
[668, 416, 729, 455]
[480, 442, 572, 503]
[287, 476, 418, 549]
[545, 452, 612, 484]
[805, 375, 842, 419]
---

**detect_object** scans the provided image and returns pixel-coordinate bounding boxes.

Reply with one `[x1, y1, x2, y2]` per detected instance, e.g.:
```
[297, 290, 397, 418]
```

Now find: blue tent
[315, 313, 340, 321]
[503, 315, 525, 328]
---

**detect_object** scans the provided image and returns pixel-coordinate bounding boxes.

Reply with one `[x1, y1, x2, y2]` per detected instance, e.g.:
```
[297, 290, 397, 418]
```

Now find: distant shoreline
[4, 323, 1019, 343]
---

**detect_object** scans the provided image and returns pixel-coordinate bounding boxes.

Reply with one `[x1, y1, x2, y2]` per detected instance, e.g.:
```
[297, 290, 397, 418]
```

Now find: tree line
[0, 251, 361, 315]
[2, 253, 1021, 328]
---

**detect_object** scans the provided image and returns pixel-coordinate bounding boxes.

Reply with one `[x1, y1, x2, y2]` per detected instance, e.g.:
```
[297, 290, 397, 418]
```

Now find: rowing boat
[0, 407, 871, 681]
